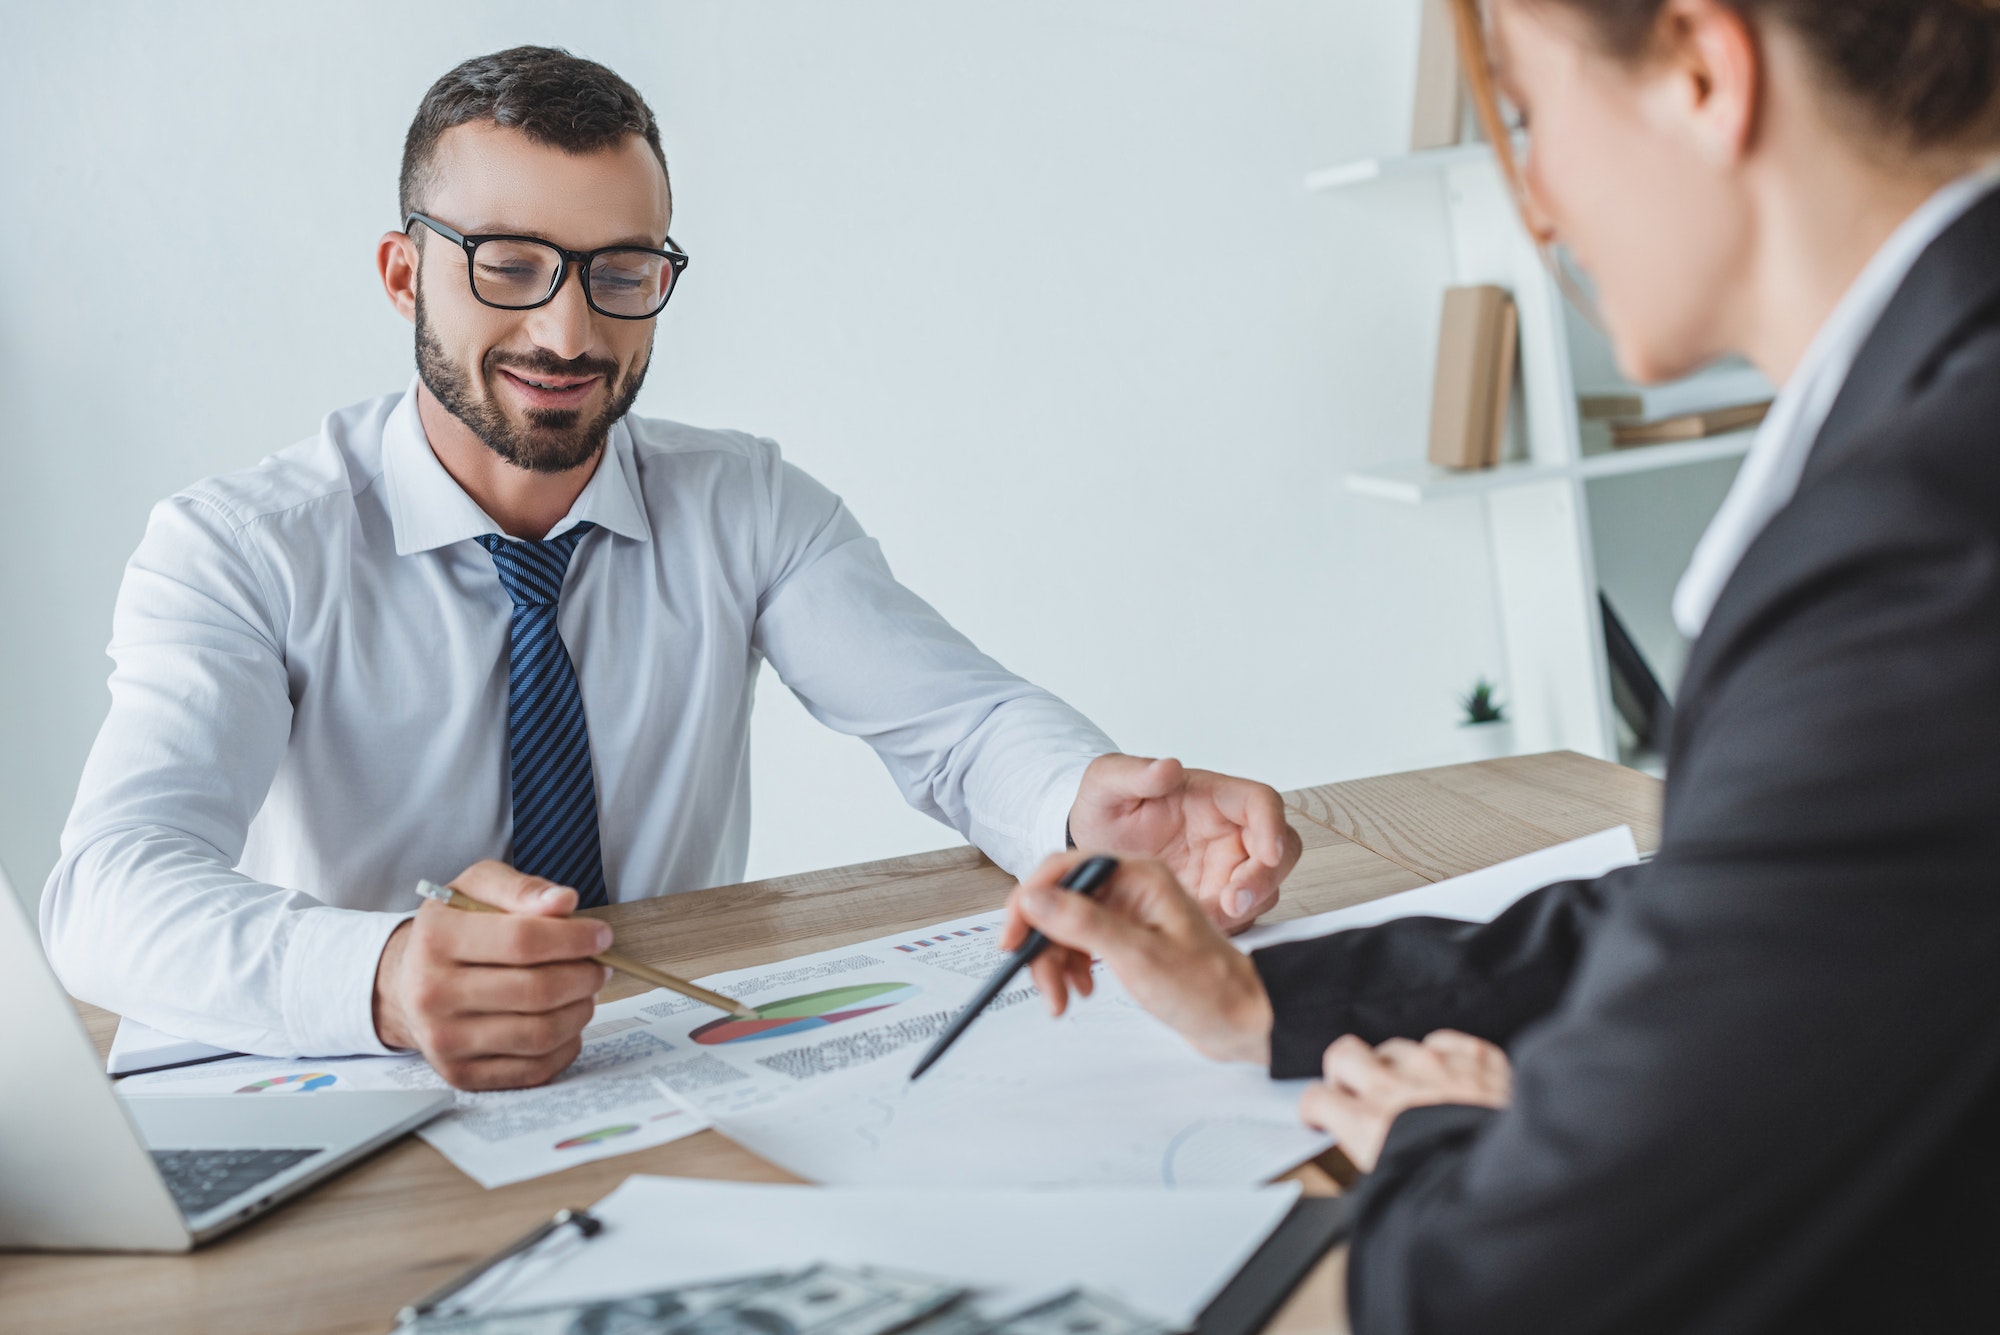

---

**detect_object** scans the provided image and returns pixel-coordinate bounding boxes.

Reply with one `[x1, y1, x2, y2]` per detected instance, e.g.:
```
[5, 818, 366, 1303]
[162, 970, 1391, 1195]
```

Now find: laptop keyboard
[150, 1147, 322, 1218]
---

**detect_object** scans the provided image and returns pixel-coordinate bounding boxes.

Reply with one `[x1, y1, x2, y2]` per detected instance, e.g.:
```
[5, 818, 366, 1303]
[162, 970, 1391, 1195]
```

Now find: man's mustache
[484, 351, 621, 382]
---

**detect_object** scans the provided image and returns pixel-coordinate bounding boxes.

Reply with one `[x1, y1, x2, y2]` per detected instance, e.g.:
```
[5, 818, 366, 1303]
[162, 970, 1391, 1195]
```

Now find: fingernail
[540, 885, 568, 904]
[593, 924, 614, 951]
[1022, 884, 1059, 914]
[1231, 888, 1256, 917]
[602, 966, 614, 986]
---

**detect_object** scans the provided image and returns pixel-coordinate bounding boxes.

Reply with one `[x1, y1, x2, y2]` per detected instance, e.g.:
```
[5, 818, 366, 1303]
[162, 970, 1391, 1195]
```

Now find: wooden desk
[4, 752, 1659, 1335]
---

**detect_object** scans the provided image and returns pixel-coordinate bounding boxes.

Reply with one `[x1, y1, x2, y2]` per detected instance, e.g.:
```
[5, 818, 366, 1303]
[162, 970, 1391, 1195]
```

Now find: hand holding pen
[374, 860, 750, 1092]
[416, 880, 755, 1018]
[908, 855, 1120, 1080]
[1000, 852, 1277, 1067]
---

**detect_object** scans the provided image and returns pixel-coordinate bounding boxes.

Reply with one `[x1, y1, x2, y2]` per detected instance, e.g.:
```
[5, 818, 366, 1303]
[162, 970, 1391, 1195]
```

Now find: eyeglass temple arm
[1450, 0, 1542, 239]
[403, 213, 466, 246]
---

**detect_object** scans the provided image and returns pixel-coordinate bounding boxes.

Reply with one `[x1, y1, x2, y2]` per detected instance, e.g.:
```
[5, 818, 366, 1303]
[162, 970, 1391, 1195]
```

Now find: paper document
[107, 1017, 237, 1077]
[1235, 825, 1642, 953]
[116, 990, 710, 1187]
[608, 910, 1331, 1187]
[476, 1176, 1302, 1329]
[707, 946, 1331, 1187]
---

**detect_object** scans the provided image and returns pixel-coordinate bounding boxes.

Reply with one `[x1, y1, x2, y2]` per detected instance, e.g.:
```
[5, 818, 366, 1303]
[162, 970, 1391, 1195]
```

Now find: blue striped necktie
[476, 523, 609, 908]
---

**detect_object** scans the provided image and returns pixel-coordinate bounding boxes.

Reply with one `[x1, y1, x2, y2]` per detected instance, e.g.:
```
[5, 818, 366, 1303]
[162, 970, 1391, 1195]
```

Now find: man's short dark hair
[399, 46, 670, 220]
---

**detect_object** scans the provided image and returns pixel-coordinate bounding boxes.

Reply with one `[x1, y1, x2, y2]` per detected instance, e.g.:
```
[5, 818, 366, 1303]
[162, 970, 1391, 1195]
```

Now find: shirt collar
[1671, 163, 2000, 638]
[382, 376, 653, 555]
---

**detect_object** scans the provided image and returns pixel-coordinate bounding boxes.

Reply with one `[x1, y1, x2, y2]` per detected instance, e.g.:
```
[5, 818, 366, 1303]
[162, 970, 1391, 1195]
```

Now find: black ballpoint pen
[908, 854, 1120, 1081]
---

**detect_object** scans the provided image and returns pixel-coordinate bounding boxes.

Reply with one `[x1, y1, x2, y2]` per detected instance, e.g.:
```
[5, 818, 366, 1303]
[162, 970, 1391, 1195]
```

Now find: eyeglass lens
[470, 238, 675, 317]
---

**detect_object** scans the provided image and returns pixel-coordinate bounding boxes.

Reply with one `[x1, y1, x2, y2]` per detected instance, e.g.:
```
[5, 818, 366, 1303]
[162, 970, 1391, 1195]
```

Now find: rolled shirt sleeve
[41, 494, 406, 1056]
[746, 442, 1113, 877]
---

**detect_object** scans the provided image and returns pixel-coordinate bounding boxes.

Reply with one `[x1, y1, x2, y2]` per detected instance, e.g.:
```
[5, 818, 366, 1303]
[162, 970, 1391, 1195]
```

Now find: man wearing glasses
[41, 47, 1299, 1091]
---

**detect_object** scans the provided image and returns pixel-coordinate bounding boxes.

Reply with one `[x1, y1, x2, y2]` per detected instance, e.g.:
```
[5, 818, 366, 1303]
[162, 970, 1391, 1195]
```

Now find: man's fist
[372, 860, 612, 1090]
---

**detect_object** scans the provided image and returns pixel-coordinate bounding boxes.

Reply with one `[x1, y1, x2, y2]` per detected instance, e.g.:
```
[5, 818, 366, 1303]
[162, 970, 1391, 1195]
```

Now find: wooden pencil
[414, 879, 759, 1018]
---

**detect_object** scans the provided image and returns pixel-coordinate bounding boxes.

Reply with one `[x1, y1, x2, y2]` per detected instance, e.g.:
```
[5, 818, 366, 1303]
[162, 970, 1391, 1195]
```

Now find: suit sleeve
[1251, 870, 1620, 1077]
[1332, 468, 2000, 1334]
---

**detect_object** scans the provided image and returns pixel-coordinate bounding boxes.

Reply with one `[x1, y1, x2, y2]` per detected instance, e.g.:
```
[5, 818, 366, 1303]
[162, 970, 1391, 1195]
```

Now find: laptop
[0, 863, 451, 1251]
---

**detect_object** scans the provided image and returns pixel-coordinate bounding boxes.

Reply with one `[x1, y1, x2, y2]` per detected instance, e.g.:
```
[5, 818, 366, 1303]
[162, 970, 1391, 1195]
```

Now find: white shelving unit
[1310, 145, 1764, 764]
[1346, 431, 1756, 504]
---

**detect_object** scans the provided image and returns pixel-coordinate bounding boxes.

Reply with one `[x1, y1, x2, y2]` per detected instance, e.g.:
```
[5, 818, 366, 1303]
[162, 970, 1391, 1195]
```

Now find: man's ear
[1650, 0, 1761, 168]
[377, 229, 420, 324]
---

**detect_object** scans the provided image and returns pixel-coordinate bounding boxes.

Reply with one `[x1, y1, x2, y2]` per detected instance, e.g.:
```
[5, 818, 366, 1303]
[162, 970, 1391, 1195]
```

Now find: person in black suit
[1001, 0, 2000, 1330]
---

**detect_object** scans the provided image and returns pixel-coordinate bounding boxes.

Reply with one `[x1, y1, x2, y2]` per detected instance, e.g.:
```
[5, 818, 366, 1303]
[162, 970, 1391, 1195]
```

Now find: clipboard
[1194, 1195, 1356, 1335]
[401, 1190, 1358, 1334]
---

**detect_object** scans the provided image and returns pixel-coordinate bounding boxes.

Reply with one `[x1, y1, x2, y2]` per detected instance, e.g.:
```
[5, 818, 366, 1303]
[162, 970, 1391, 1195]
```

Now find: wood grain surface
[11, 752, 1660, 1335]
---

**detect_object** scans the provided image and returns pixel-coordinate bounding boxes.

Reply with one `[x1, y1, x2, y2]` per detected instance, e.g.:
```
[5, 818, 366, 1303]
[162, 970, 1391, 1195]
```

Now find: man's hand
[1297, 1030, 1513, 1172]
[1001, 853, 1274, 1064]
[1067, 754, 1301, 934]
[372, 860, 613, 1091]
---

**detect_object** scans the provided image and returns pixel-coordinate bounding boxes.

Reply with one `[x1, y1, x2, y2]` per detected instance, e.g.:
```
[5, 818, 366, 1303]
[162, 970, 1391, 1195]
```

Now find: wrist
[1196, 955, 1275, 1066]
[1224, 973, 1276, 1066]
[371, 920, 415, 1051]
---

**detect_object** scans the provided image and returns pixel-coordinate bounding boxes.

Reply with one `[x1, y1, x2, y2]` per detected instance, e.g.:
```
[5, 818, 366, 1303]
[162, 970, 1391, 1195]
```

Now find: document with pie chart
[611, 910, 1330, 1189]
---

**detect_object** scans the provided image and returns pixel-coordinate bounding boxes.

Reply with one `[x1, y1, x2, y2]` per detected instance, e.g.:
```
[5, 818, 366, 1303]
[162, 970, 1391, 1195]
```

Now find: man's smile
[494, 366, 603, 408]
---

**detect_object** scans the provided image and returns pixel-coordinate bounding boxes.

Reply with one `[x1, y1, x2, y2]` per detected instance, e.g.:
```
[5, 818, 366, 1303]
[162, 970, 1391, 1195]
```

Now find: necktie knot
[477, 522, 595, 609]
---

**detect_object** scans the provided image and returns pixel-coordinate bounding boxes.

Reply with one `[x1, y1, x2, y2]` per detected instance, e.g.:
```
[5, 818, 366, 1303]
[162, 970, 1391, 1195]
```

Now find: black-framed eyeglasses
[405, 212, 689, 320]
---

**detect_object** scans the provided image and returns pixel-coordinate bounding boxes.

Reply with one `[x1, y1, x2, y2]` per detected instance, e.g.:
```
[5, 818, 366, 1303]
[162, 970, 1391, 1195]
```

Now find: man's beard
[414, 287, 650, 475]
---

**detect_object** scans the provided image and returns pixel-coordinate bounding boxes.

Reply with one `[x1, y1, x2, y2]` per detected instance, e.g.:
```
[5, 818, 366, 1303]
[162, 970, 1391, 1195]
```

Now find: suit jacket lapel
[1798, 184, 2000, 489]
[1672, 184, 2000, 726]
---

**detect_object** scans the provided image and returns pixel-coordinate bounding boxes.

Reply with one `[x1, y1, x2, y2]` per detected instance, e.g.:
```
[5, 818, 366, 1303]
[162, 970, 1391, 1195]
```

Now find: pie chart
[236, 1072, 337, 1093]
[554, 1124, 639, 1151]
[690, 981, 922, 1045]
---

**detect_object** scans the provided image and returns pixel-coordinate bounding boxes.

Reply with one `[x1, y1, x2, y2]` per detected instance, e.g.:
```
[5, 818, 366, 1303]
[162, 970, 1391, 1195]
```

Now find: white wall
[0, 1, 1505, 909]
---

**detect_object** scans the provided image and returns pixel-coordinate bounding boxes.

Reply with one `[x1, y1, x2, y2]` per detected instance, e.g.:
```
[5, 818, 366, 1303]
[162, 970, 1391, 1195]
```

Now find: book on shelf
[1411, 0, 1465, 151]
[1611, 400, 1771, 448]
[1427, 285, 1518, 471]
[1577, 365, 1773, 422]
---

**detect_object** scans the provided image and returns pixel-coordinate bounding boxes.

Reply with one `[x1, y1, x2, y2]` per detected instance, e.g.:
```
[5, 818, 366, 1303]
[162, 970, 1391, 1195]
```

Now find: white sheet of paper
[115, 991, 710, 1187]
[106, 1017, 237, 1076]
[710, 959, 1332, 1188]
[1234, 825, 1642, 953]
[491, 1175, 1303, 1328]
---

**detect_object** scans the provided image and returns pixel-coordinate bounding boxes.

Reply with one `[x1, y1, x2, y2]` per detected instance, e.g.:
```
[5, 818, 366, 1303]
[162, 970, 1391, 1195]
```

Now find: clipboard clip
[397, 1207, 604, 1327]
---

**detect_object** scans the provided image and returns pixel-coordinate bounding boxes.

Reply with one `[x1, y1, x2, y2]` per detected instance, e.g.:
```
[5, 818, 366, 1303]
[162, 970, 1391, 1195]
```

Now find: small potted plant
[1459, 676, 1515, 761]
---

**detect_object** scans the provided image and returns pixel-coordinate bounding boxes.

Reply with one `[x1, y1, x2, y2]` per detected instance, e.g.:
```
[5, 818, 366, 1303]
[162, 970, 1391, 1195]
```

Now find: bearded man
[40, 47, 1298, 1090]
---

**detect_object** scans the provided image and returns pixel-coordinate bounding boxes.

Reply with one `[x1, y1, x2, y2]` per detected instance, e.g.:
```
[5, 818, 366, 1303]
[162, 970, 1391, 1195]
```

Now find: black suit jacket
[1253, 186, 2000, 1333]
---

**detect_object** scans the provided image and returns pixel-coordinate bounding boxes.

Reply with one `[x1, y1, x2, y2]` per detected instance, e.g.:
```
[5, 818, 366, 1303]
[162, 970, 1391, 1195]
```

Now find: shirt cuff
[1032, 752, 1103, 873]
[280, 905, 417, 1057]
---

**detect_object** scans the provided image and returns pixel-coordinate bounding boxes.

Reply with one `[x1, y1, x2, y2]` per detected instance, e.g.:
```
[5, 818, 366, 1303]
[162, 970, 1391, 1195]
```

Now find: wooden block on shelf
[1611, 400, 1771, 448]
[1411, 0, 1466, 152]
[1428, 285, 1518, 470]
[1578, 391, 1645, 421]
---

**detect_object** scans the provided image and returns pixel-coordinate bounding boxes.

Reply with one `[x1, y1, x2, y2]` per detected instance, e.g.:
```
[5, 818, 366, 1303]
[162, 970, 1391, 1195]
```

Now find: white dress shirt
[43, 381, 1114, 1058]
[1673, 164, 2000, 637]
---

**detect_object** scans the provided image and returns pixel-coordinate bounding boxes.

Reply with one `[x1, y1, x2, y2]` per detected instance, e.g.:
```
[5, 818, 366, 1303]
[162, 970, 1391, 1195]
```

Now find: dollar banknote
[410, 1264, 966, 1335]
[985, 1289, 1175, 1335]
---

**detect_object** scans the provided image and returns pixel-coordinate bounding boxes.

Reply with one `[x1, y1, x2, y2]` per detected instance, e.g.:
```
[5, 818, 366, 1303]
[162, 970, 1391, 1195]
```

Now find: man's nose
[524, 264, 597, 363]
